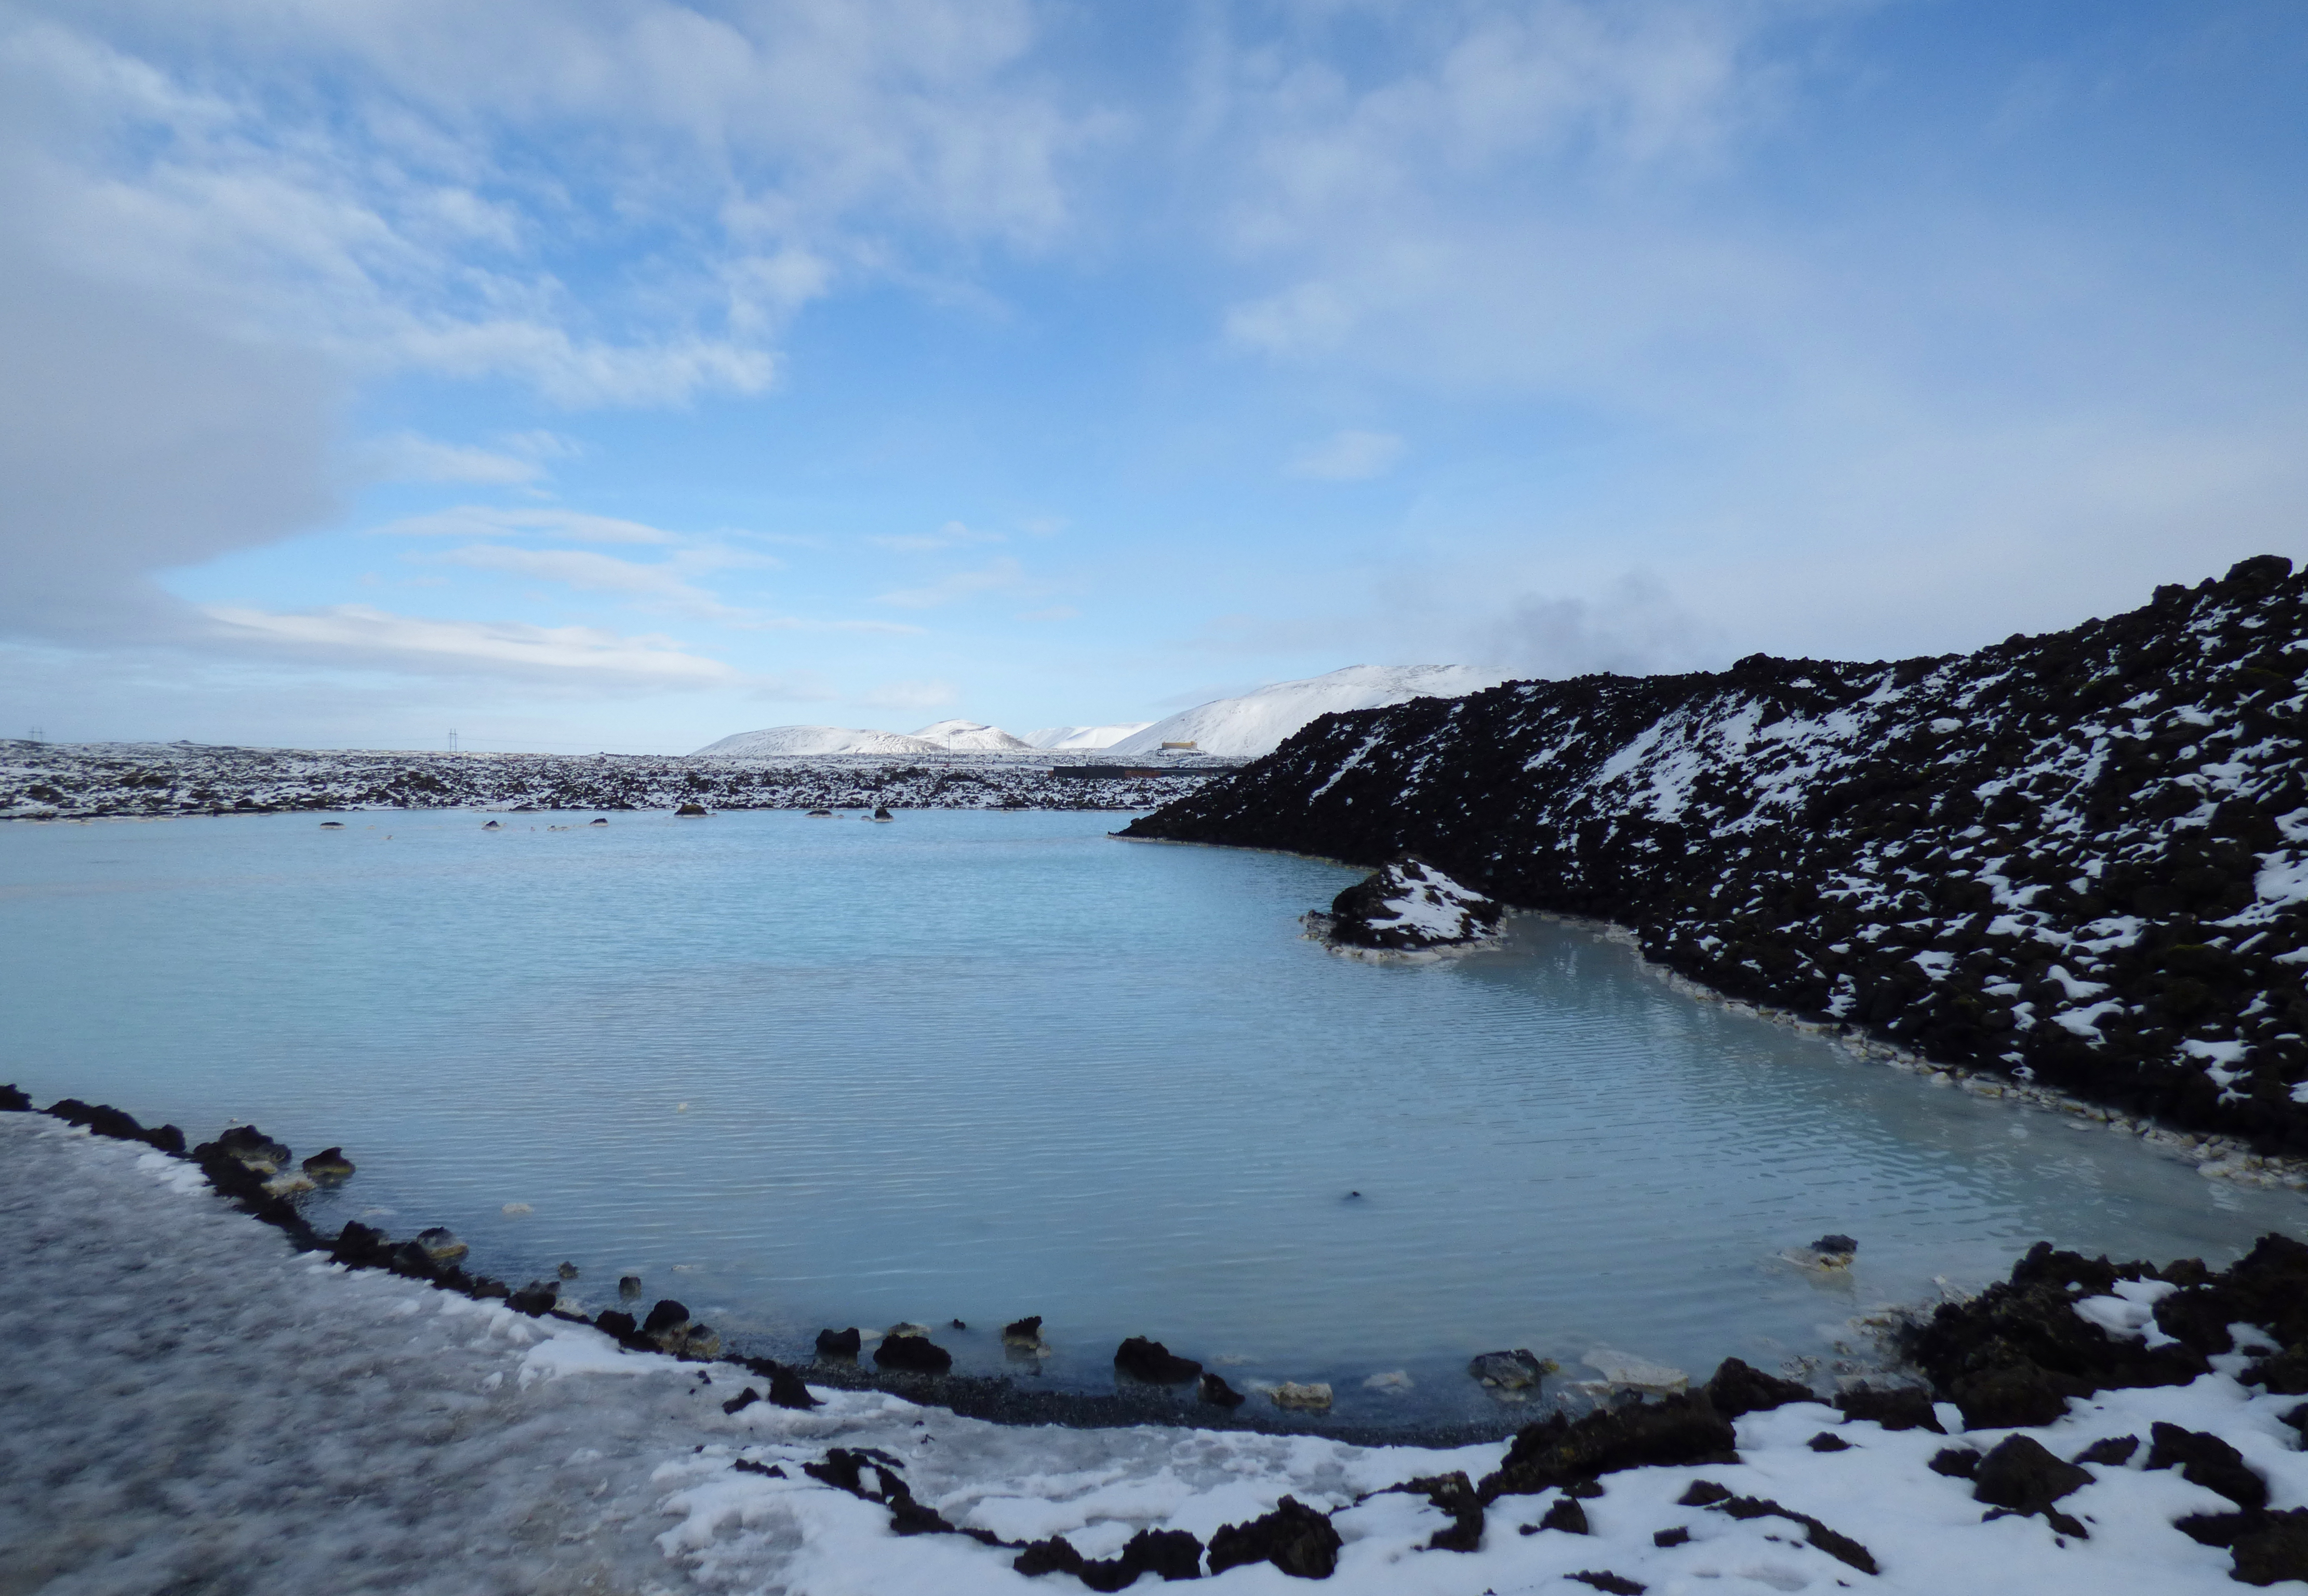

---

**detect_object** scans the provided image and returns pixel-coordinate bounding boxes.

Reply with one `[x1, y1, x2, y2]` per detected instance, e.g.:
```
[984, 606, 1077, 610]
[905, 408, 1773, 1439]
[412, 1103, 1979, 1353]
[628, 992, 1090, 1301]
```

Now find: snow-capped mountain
[1020, 723, 1153, 750]
[1104, 665, 1510, 759]
[690, 726, 942, 757]
[910, 719, 1032, 751]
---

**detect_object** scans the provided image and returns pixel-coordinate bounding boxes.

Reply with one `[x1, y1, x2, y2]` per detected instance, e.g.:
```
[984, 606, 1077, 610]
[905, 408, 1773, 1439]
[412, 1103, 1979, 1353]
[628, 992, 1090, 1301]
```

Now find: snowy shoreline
[10, 1107, 2308, 1593]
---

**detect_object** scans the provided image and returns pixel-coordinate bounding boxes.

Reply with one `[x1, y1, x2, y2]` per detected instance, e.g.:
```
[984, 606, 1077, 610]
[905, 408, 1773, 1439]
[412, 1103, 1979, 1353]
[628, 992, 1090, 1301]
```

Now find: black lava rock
[1479, 1392, 1738, 1501]
[2073, 1434, 2139, 1466]
[47, 1099, 186, 1156]
[2147, 1421, 2268, 1510]
[1114, 1335, 1202, 1384]
[508, 1281, 559, 1317]
[1807, 1432, 1850, 1452]
[1538, 1495, 1591, 1534]
[723, 1387, 760, 1415]
[1200, 1372, 1247, 1409]
[0, 1084, 31, 1112]
[301, 1147, 355, 1179]
[1391, 1472, 1484, 1552]
[1701, 1358, 1814, 1418]
[1972, 1435, 2092, 1514]
[874, 1334, 954, 1374]
[1905, 1241, 2208, 1425]
[1002, 1315, 1044, 1340]
[816, 1326, 862, 1358]
[1207, 1495, 1342, 1579]
[642, 1299, 692, 1339]
[2234, 1510, 2308, 1586]
[1833, 1385, 1944, 1433]
[1122, 556, 2308, 1147]
[1015, 1527, 1204, 1591]
[1927, 1447, 1980, 1479]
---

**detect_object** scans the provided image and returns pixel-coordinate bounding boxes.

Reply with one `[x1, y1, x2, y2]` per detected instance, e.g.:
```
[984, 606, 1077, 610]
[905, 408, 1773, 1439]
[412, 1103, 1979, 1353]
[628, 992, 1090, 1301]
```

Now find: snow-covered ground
[1023, 725, 1154, 751]
[1106, 666, 1509, 759]
[9, 1108, 2304, 1594]
[0, 742, 1226, 820]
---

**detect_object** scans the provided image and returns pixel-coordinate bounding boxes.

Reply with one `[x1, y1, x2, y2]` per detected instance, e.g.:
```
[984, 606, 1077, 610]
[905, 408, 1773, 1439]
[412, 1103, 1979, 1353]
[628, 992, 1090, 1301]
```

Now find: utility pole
[448, 729, 460, 754]
[26, 726, 43, 744]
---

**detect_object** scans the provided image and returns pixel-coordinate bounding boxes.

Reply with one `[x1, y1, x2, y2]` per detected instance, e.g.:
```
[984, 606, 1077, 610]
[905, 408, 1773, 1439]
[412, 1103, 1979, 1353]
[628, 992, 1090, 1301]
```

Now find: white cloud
[875, 556, 1027, 609]
[203, 603, 743, 685]
[866, 519, 1007, 552]
[436, 544, 744, 616]
[371, 506, 679, 545]
[1287, 428, 1404, 480]
[357, 432, 550, 486]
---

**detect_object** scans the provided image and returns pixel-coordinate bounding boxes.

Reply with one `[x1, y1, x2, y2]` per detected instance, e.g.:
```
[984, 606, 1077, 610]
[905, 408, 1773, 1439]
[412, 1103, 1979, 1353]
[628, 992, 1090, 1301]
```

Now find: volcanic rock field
[1127, 556, 2308, 1151]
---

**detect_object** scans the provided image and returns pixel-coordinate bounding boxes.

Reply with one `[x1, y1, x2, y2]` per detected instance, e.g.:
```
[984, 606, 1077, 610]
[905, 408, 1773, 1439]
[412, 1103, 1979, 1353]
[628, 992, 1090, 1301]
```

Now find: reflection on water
[4, 808, 2300, 1427]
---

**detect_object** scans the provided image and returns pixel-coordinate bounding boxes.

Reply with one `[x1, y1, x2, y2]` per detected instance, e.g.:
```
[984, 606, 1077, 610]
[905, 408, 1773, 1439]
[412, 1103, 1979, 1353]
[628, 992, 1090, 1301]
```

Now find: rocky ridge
[1126, 556, 2308, 1149]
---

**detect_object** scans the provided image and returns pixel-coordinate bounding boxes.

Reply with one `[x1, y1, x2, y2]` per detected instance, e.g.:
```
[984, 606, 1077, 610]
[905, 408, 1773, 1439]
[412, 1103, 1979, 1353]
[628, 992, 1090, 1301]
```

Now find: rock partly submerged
[1306, 855, 1505, 957]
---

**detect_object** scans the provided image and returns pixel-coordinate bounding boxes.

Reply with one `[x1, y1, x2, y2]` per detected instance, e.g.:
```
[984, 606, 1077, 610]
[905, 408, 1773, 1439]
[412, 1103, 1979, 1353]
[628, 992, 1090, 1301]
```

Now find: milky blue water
[4, 808, 2301, 1428]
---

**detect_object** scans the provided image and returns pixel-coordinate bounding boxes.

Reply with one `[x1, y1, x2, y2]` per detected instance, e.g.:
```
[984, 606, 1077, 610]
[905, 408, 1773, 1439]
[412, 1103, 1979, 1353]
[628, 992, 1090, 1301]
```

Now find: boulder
[0, 1084, 29, 1112]
[2147, 1421, 2267, 1510]
[1114, 1336, 1202, 1383]
[1002, 1315, 1044, 1341]
[1833, 1385, 1943, 1433]
[1702, 1358, 1815, 1418]
[1972, 1436, 2092, 1514]
[204, 1124, 292, 1173]
[642, 1299, 692, 1340]
[1208, 1496, 1342, 1579]
[2234, 1510, 2308, 1587]
[816, 1326, 862, 1358]
[675, 802, 709, 816]
[1270, 1381, 1332, 1411]
[1319, 856, 1504, 952]
[1201, 1373, 1246, 1409]
[415, 1226, 468, 1262]
[874, 1333, 953, 1373]
[1479, 1392, 1737, 1501]
[2073, 1434, 2138, 1466]
[1469, 1349, 1555, 1391]
[300, 1147, 355, 1181]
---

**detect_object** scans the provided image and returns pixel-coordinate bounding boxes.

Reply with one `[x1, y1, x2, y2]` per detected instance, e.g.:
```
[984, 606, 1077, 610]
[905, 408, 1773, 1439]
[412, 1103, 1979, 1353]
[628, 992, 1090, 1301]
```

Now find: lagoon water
[5, 808, 2302, 1427]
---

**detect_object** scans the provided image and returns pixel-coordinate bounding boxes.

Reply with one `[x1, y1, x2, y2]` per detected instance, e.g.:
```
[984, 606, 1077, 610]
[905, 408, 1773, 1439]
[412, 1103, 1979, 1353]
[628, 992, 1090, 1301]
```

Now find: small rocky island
[1306, 856, 1505, 956]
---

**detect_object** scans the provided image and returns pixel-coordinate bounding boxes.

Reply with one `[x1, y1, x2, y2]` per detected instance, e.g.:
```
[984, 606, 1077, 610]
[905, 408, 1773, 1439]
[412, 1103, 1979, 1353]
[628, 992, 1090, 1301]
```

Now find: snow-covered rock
[910, 719, 1033, 752]
[1311, 857, 1505, 954]
[1019, 724, 1153, 750]
[692, 725, 943, 757]
[1105, 665, 1508, 759]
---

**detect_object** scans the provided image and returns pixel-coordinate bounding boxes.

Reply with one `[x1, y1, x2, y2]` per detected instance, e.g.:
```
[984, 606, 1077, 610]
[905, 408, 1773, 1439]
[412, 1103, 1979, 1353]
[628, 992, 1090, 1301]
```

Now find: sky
[3, 1, 2305, 755]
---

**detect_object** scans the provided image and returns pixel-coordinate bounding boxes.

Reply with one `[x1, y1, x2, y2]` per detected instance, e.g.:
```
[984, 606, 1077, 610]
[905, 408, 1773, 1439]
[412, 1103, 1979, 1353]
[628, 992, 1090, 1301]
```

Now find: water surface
[4, 808, 2298, 1427]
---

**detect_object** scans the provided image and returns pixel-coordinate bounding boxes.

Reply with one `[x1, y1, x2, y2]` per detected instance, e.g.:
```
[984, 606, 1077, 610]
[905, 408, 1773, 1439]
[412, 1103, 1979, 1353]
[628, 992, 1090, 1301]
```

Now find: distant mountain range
[690, 665, 1505, 761]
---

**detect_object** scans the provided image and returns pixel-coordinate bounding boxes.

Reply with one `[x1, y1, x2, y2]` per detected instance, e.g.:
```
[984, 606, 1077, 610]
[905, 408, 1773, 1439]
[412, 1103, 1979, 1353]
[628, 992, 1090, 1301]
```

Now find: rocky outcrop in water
[1311, 857, 1504, 953]
[1126, 556, 2308, 1147]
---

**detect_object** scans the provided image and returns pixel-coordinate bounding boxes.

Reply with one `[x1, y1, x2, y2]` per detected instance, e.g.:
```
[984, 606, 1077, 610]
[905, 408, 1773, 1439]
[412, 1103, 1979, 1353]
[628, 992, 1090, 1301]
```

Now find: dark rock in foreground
[1207, 1495, 1342, 1579]
[1114, 1336, 1202, 1384]
[1126, 556, 2308, 1146]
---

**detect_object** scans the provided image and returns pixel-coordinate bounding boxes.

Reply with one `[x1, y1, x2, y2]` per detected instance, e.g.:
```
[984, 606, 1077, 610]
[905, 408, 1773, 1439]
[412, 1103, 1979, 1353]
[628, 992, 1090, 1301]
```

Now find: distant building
[1161, 740, 1198, 750]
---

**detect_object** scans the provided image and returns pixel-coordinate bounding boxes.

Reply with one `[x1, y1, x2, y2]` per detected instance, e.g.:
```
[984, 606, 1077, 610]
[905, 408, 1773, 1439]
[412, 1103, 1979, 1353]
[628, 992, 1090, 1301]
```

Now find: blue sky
[4, 1, 2305, 753]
